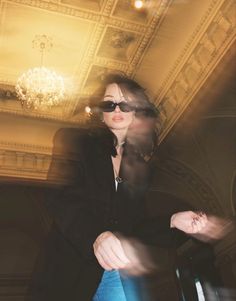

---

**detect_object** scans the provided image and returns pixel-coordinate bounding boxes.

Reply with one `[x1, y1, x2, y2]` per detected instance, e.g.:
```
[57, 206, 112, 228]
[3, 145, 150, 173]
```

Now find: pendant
[115, 176, 123, 183]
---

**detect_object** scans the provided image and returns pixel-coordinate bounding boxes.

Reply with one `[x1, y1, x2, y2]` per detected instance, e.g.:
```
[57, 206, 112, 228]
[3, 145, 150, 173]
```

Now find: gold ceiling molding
[6, 0, 152, 27]
[94, 57, 127, 71]
[0, 106, 73, 122]
[156, 0, 235, 141]
[7, 0, 102, 21]
[107, 18, 146, 34]
[0, 140, 51, 154]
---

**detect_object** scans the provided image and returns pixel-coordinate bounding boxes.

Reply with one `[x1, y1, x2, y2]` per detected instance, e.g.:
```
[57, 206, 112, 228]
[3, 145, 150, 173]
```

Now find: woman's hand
[170, 211, 208, 234]
[93, 231, 130, 270]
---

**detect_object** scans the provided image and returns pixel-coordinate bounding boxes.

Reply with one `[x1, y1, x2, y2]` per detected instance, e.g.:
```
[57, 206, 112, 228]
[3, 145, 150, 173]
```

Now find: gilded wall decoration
[155, 0, 236, 140]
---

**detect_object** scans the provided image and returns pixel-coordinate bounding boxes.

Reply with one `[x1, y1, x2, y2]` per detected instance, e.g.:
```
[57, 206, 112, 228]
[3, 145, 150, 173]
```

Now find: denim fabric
[92, 270, 145, 301]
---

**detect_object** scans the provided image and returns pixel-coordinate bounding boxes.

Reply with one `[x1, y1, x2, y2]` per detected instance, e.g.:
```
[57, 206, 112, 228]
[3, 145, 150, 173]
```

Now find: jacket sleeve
[45, 128, 104, 261]
[133, 214, 188, 248]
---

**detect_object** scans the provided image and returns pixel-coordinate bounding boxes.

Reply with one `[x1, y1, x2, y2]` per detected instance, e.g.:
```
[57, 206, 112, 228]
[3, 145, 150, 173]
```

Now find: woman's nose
[114, 104, 121, 112]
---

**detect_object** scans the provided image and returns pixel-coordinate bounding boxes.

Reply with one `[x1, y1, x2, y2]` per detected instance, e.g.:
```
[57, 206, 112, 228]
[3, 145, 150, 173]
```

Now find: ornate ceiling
[0, 0, 235, 180]
[0, 0, 173, 119]
[0, 0, 234, 121]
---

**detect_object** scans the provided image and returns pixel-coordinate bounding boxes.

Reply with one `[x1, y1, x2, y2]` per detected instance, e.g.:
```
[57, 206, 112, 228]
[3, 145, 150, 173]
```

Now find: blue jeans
[92, 270, 148, 301]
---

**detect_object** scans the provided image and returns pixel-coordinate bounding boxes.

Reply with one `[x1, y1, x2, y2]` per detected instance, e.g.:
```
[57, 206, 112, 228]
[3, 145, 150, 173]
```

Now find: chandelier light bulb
[85, 106, 91, 114]
[134, 0, 144, 9]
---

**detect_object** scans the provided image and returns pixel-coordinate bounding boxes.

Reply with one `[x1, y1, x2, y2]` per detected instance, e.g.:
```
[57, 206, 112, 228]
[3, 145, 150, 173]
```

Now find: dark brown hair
[87, 73, 159, 160]
[89, 74, 158, 122]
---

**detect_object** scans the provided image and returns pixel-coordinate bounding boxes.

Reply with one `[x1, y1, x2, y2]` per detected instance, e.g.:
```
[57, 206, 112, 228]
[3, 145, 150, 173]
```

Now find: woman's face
[102, 83, 135, 131]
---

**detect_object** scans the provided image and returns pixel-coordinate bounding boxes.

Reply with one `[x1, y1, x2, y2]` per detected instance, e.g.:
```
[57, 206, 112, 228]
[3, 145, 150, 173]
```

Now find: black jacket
[30, 127, 177, 301]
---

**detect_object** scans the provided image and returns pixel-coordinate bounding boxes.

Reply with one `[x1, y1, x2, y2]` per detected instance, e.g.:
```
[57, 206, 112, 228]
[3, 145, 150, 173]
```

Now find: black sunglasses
[99, 101, 135, 112]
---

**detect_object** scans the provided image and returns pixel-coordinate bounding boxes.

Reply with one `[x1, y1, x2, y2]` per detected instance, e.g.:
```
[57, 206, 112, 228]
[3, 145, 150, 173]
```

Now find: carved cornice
[0, 140, 51, 154]
[158, 158, 222, 213]
[155, 0, 236, 141]
[0, 146, 51, 180]
[0, 107, 85, 123]
[94, 57, 127, 71]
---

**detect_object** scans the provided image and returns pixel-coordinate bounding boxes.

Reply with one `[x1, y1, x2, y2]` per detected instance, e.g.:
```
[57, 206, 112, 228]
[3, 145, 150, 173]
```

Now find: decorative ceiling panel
[97, 27, 140, 61]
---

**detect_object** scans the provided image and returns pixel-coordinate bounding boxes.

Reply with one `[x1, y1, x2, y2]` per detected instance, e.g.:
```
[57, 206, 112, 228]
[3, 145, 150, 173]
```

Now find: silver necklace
[113, 149, 123, 183]
[114, 168, 123, 183]
[113, 159, 123, 183]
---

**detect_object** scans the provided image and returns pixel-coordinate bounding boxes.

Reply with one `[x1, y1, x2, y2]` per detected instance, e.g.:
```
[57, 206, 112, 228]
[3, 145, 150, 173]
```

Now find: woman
[31, 74, 207, 301]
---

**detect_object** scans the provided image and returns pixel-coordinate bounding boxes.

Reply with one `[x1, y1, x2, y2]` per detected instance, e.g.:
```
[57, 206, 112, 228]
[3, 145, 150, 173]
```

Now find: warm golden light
[134, 0, 144, 9]
[15, 34, 66, 111]
[15, 67, 65, 110]
[85, 106, 91, 114]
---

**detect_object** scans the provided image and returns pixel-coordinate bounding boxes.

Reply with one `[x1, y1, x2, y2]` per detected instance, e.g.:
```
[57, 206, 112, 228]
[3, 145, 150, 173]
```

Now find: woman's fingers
[192, 212, 208, 232]
[111, 238, 131, 264]
[191, 217, 203, 233]
[197, 211, 208, 226]
[95, 251, 113, 270]
[93, 231, 130, 270]
[171, 211, 209, 234]
[99, 243, 127, 269]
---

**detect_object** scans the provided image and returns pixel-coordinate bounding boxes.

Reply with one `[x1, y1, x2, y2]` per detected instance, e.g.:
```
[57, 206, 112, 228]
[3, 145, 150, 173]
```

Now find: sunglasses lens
[99, 101, 115, 112]
[119, 102, 134, 112]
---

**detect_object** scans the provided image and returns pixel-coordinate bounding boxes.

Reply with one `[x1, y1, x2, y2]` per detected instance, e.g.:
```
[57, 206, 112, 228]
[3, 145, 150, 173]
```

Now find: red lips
[112, 116, 124, 122]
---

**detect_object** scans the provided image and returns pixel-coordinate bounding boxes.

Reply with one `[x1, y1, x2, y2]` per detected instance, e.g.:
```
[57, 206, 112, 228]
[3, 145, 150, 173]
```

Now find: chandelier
[15, 35, 65, 110]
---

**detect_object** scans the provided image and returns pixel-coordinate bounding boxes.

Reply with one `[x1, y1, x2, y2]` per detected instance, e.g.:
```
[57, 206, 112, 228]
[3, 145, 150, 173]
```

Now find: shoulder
[52, 127, 92, 156]
[53, 126, 114, 157]
[53, 127, 89, 143]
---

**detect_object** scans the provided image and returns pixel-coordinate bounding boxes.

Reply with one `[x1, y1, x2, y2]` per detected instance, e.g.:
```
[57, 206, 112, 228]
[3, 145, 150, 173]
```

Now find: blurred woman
[31, 74, 207, 301]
